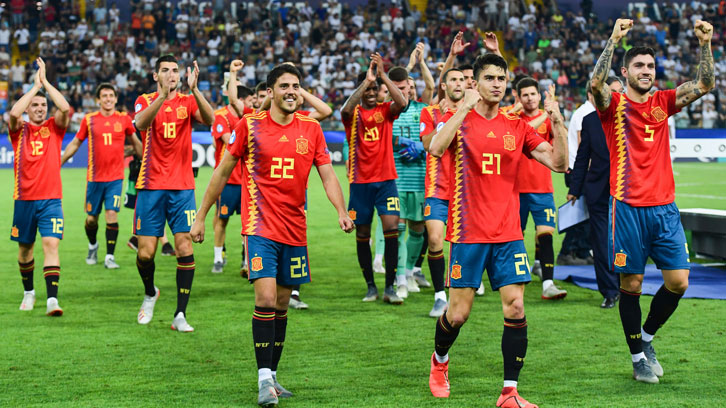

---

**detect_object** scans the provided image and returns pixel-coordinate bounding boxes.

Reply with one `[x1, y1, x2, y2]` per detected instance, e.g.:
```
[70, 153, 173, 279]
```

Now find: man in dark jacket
[567, 77, 623, 308]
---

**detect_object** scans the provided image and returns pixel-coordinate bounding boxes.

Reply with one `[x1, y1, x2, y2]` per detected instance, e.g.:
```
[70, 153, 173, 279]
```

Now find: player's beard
[628, 75, 653, 95]
[447, 89, 463, 102]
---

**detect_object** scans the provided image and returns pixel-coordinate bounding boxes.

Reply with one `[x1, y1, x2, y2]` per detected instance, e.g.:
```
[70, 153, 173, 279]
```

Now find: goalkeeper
[387, 42, 435, 299]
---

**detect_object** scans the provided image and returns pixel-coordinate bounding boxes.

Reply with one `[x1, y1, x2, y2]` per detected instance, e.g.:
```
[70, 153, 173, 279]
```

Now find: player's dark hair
[623, 46, 655, 68]
[238, 85, 253, 99]
[473, 54, 508, 82]
[458, 63, 473, 72]
[34, 90, 47, 99]
[95, 82, 117, 99]
[267, 63, 301, 88]
[442, 68, 462, 82]
[516, 77, 539, 95]
[606, 76, 623, 88]
[155, 54, 178, 72]
[255, 81, 267, 94]
[388, 66, 409, 82]
[511, 74, 527, 91]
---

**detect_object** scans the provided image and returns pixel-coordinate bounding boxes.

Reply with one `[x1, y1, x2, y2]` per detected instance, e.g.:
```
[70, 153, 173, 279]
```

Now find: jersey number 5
[644, 125, 654, 142]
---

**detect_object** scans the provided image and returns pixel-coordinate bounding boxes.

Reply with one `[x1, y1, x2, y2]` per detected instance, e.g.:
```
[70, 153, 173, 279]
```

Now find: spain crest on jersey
[296, 138, 309, 155]
[39, 127, 50, 138]
[114, 122, 123, 132]
[251, 256, 263, 272]
[651, 106, 667, 122]
[537, 122, 547, 134]
[503, 134, 516, 151]
[614, 252, 627, 267]
[373, 111, 384, 123]
[451, 264, 462, 280]
[176, 106, 188, 120]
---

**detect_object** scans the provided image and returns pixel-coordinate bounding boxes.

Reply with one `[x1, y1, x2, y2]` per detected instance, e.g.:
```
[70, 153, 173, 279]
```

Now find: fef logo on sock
[451, 264, 462, 280]
[614, 252, 627, 267]
[251, 256, 263, 272]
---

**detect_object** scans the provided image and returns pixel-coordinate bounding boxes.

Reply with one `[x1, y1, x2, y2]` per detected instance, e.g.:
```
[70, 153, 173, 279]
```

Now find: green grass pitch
[0, 163, 724, 407]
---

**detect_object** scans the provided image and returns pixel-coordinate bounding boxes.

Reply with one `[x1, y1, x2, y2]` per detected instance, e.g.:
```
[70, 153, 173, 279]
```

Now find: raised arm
[36, 58, 71, 129]
[531, 85, 568, 172]
[483, 32, 502, 57]
[190, 151, 239, 243]
[429, 89, 479, 157]
[9, 68, 43, 132]
[437, 32, 470, 102]
[341, 59, 376, 122]
[135, 72, 170, 131]
[591, 19, 632, 111]
[675, 20, 715, 109]
[188, 61, 214, 126]
[228, 59, 248, 117]
[301, 87, 333, 121]
[374, 53, 407, 115]
[316, 163, 354, 233]
[419, 48, 435, 105]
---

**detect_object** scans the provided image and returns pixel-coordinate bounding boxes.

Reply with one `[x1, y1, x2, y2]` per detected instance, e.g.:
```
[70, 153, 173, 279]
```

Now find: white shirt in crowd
[566, 100, 596, 169]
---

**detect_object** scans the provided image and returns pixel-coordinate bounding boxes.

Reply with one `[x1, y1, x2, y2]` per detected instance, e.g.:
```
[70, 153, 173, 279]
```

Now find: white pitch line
[678, 193, 726, 200]
[676, 181, 726, 187]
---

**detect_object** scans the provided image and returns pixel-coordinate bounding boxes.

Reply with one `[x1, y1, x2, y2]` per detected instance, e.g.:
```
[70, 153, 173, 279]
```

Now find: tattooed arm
[675, 20, 715, 110]
[591, 19, 632, 111]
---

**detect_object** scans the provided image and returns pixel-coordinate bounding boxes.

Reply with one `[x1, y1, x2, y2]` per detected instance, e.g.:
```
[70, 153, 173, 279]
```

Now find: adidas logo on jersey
[279, 135, 289, 142]
[165, 107, 173, 113]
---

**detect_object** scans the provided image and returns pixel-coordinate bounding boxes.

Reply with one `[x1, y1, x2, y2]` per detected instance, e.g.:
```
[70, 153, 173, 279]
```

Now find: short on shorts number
[51, 217, 64, 234]
[184, 209, 196, 226]
[290, 256, 308, 278]
[514, 253, 530, 275]
[544, 208, 556, 222]
[386, 197, 400, 211]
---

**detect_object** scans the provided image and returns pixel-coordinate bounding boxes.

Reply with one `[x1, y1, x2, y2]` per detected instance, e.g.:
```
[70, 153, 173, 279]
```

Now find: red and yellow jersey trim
[449, 134, 465, 242]
[243, 112, 266, 236]
[12, 125, 25, 200]
[85, 112, 100, 182]
[612, 96, 628, 201]
[347, 106, 360, 183]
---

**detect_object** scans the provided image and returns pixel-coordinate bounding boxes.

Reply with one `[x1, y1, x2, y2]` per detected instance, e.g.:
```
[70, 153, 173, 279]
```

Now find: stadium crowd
[0, 0, 725, 133]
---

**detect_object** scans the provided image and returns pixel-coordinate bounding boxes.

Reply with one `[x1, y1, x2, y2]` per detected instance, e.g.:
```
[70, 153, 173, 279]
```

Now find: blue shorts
[217, 184, 241, 220]
[447, 240, 532, 290]
[134, 189, 196, 236]
[424, 197, 449, 222]
[85, 179, 123, 215]
[519, 193, 556, 229]
[348, 181, 399, 225]
[245, 235, 311, 286]
[11, 199, 64, 243]
[609, 198, 690, 274]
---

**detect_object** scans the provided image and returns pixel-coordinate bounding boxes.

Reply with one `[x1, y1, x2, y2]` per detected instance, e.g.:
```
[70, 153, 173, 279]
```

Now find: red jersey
[10, 118, 66, 200]
[212, 106, 243, 185]
[516, 110, 553, 193]
[133, 92, 199, 190]
[227, 111, 331, 246]
[343, 102, 399, 184]
[598, 90, 679, 206]
[446, 110, 545, 243]
[76, 111, 135, 182]
[420, 105, 455, 200]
